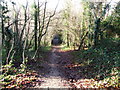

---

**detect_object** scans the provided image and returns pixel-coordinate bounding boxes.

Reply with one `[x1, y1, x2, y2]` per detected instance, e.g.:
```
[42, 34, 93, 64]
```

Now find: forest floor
[35, 46, 71, 88]
[30, 46, 71, 89]
[2, 45, 119, 89]
[1, 39, 119, 89]
[29, 46, 95, 89]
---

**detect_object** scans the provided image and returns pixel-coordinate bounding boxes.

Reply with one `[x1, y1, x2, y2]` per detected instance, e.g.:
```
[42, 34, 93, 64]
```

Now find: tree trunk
[94, 18, 100, 47]
[34, 5, 38, 51]
[78, 32, 88, 50]
[2, 18, 4, 45]
[67, 31, 69, 47]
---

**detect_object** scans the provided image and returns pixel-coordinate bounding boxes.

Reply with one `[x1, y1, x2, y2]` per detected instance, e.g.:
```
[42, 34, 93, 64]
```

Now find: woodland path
[31, 46, 94, 89]
[35, 46, 71, 88]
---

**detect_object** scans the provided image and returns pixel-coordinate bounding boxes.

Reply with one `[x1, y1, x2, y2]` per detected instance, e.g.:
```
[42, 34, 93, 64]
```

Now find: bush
[72, 38, 120, 88]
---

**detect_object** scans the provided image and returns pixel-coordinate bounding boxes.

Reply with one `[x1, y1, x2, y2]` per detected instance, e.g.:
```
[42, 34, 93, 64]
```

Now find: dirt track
[36, 46, 71, 88]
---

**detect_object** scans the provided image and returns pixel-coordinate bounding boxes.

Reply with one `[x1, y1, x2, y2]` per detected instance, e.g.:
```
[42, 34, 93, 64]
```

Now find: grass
[61, 45, 74, 51]
[40, 46, 52, 52]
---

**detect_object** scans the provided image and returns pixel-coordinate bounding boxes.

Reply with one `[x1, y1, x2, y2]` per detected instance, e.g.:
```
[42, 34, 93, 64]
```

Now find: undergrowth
[72, 38, 120, 88]
[1, 46, 51, 89]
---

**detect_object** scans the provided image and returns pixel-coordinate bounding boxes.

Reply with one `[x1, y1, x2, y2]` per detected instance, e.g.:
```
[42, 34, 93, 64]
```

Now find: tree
[89, 1, 110, 47]
[34, 2, 38, 51]
[102, 1, 120, 37]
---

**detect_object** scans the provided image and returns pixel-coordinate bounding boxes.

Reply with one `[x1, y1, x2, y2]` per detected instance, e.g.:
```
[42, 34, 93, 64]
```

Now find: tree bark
[78, 31, 88, 50]
[34, 4, 38, 51]
[2, 18, 4, 45]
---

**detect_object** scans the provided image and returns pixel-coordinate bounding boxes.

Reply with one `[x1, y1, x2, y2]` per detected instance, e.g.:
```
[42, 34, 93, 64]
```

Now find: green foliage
[72, 38, 120, 88]
[1, 61, 17, 88]
[1, 58, 30, 89]
[19, 58, 28, 73]
[61, 45, 71, 51]
[40, 46, 51, 52]
[101, 1, 120, 37]
[2, 48, 7, 64]
[2, 60, 17, 75]
[1, 64, 39, 89]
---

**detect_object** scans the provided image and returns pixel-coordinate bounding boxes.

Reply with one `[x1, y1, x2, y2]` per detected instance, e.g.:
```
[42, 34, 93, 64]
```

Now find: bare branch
[20, 2, 29, 42]
[41, 0, 59, 36]
[40, 2, 47, 33]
